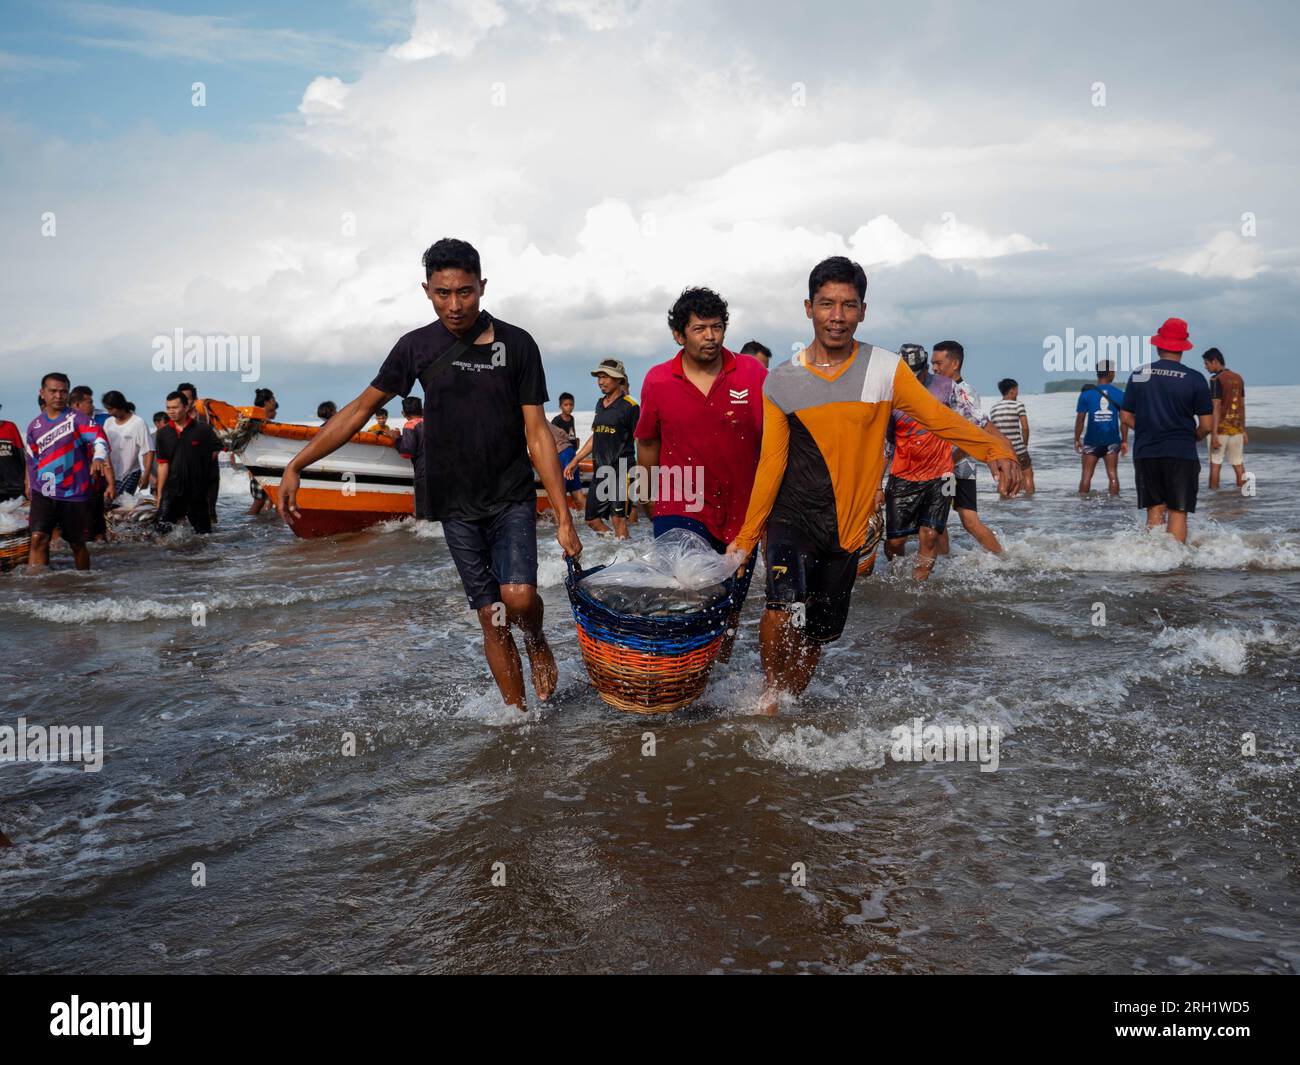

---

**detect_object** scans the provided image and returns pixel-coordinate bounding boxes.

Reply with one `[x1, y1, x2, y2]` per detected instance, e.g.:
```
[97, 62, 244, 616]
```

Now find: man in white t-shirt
[101, 390, 154, 498]
[931, 341, 1011, 555]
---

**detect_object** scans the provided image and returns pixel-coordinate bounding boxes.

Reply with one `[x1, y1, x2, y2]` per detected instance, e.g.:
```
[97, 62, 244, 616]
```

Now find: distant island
[1043, 379, 1094, 394]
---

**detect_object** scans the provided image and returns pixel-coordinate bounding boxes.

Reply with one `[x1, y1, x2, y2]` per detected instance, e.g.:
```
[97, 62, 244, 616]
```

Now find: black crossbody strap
[420, 316, 490, 381]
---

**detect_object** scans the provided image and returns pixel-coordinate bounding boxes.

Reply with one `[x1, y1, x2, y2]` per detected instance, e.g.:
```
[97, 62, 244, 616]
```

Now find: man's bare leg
[501, 583, 557, 703]
[611, 515, 630, 539]
[1022, 467, 1036, 495]
[1079, 453, 1099, 493]
[477, 601, 528, 711]
[913, 527, 941, 581]
[1103, 452, 1121, 495]
[1165, 509, 1189, 543]
[883, 536, 906, 561]
[957, 507, 1002, 554]
[586, 518, 612, 534]
[1209, 461, 1222, 489]
[27, 531, 50, 571]
[70, 542, 90, 571]
[1233, 463, 1246, 489]
[757, 607, 822, 715]
[936, 530, 951, 555]
[1146, 503, 1168, 532]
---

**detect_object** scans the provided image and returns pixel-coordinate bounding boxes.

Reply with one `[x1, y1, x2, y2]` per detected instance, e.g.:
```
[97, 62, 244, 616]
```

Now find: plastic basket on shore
[565, 553, 754, 714]
[0, 529, 30, 573]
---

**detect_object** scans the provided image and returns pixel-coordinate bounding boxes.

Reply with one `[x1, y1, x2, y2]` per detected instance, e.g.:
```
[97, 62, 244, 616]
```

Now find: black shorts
[764, 522, 860, 644]
[442, 500, 539, 610]
[953, 477, 978, 512]
[886, 475, 953, 538]
[28, 495, 95, 543]
[1134, 457, 1200, 513]
[1082, 442, 1120, 458]
[584, 465, 632, 521]
[157, 489, 213, 535]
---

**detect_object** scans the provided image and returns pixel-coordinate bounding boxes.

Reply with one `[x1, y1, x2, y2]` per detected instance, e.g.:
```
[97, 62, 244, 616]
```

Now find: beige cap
[590, 358, 627, 381]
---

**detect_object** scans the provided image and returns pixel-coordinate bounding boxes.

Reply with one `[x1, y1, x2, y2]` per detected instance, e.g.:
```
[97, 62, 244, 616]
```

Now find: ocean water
[1, 385, 1297, 974]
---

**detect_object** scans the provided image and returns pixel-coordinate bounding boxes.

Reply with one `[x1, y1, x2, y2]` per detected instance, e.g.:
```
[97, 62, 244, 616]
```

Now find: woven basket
[565, 554, 753, 714]
[0, 528, 31, 573]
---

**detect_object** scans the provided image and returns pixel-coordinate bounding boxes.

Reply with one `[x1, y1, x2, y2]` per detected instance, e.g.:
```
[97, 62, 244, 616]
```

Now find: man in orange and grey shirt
[1202, 347, 1247, 490]
[726, 256, 1022, 715]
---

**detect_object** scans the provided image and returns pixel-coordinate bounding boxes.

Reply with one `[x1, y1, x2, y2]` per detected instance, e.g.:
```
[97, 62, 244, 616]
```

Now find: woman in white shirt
[101, 390, 154, 498]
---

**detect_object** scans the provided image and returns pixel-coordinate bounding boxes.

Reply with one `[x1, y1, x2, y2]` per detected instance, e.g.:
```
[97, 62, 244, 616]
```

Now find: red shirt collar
[670, 347, 737, 378]
[170, 414, 194, 433]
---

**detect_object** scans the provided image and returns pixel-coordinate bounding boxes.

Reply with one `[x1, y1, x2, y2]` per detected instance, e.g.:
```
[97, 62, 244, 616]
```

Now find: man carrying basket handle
[634, 286, 767, 654]
[277, 238, 581, 712]
[726, 257, 1023, 715]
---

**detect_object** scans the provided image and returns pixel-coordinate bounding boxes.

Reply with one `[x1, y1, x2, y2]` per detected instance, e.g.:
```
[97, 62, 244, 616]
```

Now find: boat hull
[204, 399, 589, 539]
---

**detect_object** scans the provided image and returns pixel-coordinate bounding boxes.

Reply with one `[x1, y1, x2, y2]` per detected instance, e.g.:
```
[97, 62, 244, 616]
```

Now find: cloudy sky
[2, 0, 1298, 419]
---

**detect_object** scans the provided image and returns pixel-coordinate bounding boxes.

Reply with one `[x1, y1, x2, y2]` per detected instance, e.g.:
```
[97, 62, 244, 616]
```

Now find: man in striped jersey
[727, 258, 1021, 714]
[25, 372, 112, 571]
[990, 378, 1034, 495]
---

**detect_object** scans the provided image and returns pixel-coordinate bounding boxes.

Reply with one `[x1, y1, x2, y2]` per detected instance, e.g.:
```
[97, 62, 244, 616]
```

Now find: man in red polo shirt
[635, 286, 766, 549]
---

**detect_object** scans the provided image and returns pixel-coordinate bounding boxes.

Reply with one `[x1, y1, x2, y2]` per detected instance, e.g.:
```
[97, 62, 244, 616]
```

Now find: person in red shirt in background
[635, 287, 767, 652]
[0, 404, 27, 503]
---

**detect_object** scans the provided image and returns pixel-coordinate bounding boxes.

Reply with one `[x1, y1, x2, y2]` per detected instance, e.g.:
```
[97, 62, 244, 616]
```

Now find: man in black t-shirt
[564, 359, 638, 538]
[178, 381, 221, 525]
[277, 238, 581, 712]
[154, 391, 222, 534]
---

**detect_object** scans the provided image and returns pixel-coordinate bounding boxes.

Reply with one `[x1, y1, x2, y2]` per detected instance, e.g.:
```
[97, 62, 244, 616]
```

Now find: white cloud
[2, 1, 1294, 396]
[1160, 230, 1263, 281]
[544, 0, 636, 30]
[388, 0, 508, 60]
[299, 76, 351, 114]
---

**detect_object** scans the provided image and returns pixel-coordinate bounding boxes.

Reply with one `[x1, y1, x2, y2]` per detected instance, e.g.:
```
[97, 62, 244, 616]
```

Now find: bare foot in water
[524, 635, 558, 702]
[754, 688, 781, 716]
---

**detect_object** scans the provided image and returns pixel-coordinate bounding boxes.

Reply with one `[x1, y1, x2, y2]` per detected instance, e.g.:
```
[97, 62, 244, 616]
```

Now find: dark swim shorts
[441, 500, 539, 610]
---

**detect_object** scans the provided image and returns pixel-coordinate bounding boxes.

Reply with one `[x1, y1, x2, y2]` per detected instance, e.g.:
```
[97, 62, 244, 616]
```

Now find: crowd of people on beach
[2, 236, 1250, 713]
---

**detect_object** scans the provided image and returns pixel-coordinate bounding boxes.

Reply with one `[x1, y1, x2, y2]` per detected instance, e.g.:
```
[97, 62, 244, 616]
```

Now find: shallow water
[2, 387, 1298, 974]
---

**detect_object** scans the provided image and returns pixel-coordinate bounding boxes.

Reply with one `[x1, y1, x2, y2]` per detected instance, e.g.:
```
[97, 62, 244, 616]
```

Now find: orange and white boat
[203, 399, 589, 539]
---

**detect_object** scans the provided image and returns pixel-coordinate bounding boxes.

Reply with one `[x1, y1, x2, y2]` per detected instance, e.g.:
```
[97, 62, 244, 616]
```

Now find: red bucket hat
[1150, 317, 1193, 352]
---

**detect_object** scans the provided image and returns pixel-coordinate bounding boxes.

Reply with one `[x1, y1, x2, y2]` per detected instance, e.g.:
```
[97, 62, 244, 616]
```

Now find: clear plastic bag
[579, 528, 741, 616]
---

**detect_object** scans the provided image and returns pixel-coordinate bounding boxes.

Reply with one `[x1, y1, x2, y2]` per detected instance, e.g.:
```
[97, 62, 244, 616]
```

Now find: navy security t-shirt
[371, 311, 548, 521]
[1076, 383, 1125, 447]
[1120, 359, 1212, 461]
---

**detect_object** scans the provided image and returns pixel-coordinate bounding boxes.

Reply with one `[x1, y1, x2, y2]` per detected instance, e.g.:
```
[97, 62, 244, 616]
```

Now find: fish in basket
[564, 529, 754, 714]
